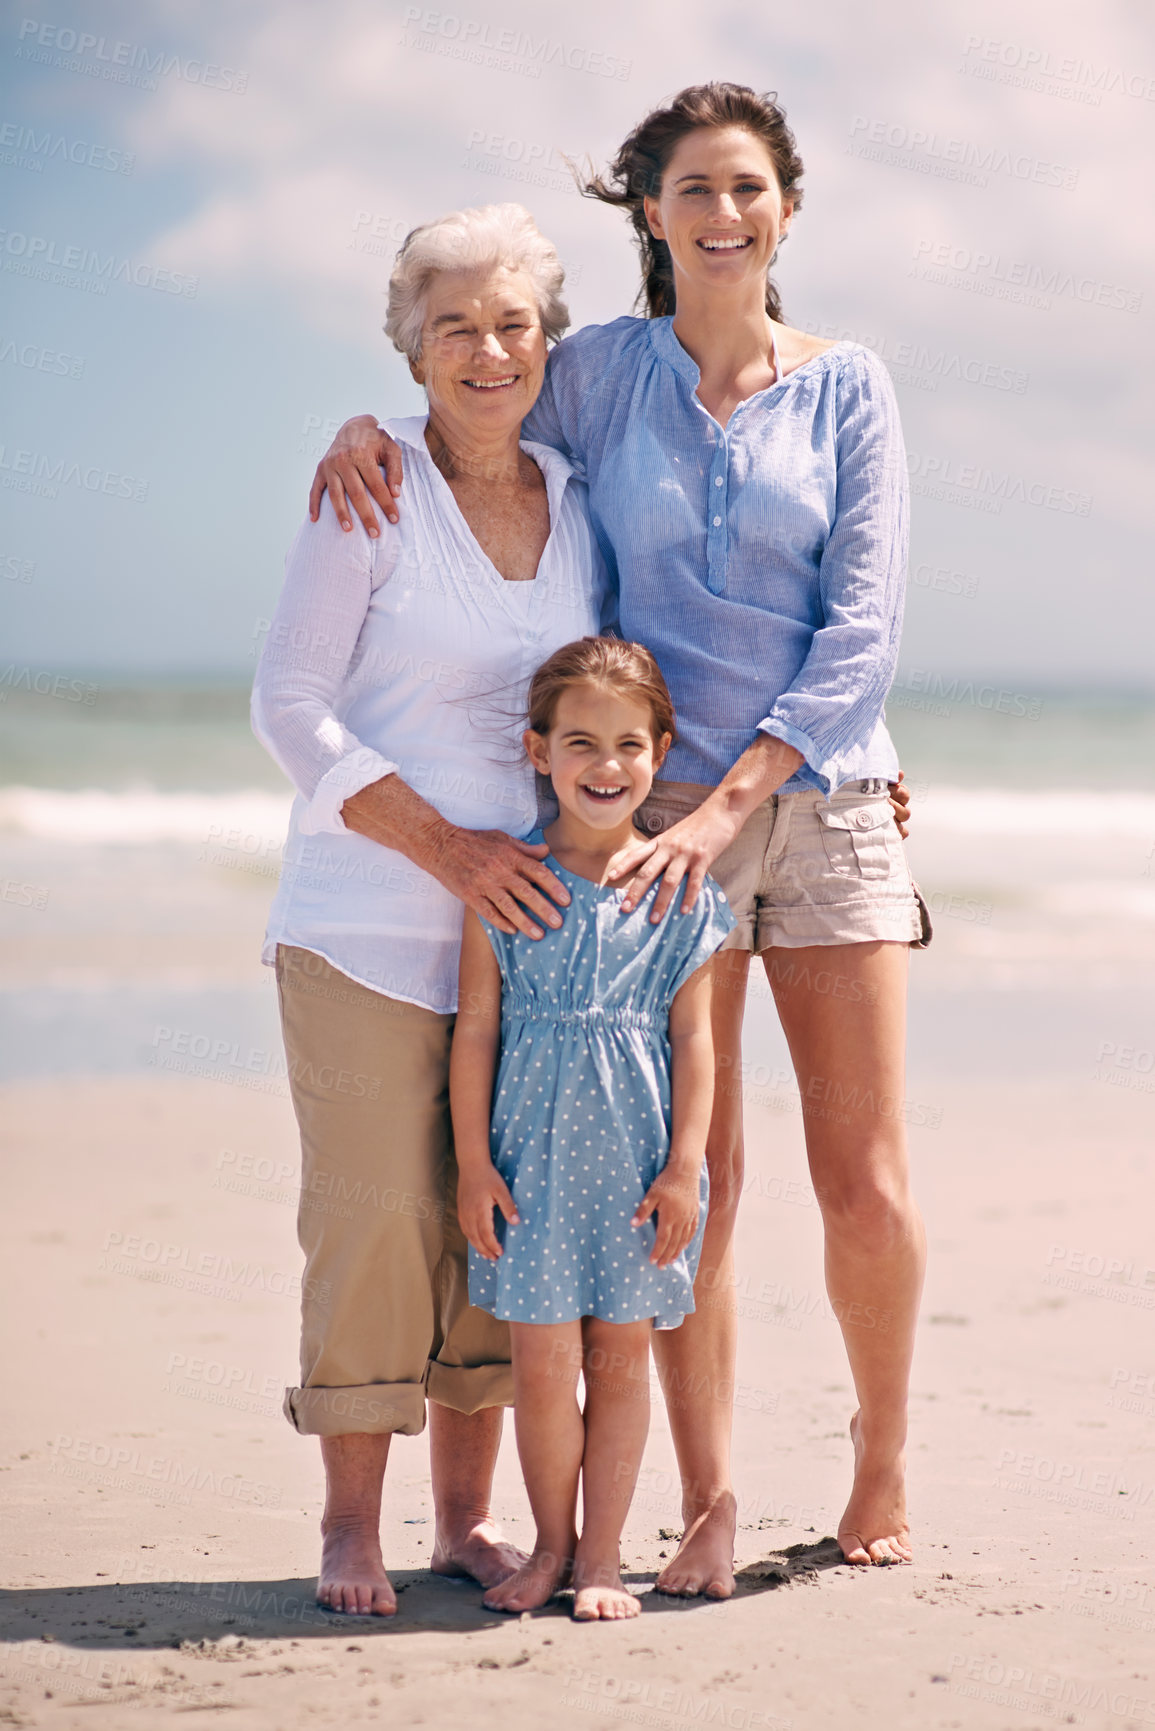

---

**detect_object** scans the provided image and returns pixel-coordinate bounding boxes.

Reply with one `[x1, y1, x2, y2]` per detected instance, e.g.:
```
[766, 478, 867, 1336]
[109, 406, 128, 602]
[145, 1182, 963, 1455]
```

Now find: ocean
[2, 681, 1154, 1093]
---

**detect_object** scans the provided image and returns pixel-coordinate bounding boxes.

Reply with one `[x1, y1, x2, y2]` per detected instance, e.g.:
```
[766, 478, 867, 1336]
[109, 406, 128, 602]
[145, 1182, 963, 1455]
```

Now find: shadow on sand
[0, 1538, 852, 1649]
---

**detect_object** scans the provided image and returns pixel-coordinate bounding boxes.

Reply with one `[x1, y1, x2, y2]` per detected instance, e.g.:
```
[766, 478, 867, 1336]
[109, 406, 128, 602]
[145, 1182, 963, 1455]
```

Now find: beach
[2, 686, 1154, 1729]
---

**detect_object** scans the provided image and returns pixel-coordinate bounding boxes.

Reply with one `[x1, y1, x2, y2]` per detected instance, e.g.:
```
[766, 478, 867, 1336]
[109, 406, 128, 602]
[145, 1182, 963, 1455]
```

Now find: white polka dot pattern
[468, 837, 735, 1330]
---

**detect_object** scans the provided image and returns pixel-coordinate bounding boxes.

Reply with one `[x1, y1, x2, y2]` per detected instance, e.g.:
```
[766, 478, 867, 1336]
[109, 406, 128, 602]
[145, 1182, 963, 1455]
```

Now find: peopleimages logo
[0, 120, 135, 174]
[0, 337, 85, 378]
[0, 229, 198, 297]
[910, 238, 1142, 314]
[958, 34, 1155, 105]
[801, 319, 1029, 396]
[905, 451, 1092, 518]
[399, 7, 631, 80]
[847, 116, 1078, 190]
[13, 19, 248, 92]
[0, 447, 148, 503]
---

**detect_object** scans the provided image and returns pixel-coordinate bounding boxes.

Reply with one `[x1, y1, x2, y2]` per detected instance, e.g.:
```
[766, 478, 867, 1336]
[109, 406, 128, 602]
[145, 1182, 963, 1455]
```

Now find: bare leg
[652, 948, 750, 1598]
[428, 1402, 526, 1586]
[483, 1321, 584, 1612]
[764, 940, 925, 1565]
[572, 1317, 652, 1620]
[318, 1433, 396, 1615]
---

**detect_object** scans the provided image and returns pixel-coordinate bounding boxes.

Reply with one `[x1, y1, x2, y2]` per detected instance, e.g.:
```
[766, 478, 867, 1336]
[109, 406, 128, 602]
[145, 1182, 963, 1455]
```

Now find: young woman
[312, 82, 927, 1593]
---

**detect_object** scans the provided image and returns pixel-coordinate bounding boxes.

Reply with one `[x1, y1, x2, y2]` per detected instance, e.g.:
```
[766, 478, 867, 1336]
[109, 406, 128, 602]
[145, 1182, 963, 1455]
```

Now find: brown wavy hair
[583, 81, 804, 322]
[527, 637, 676, 750]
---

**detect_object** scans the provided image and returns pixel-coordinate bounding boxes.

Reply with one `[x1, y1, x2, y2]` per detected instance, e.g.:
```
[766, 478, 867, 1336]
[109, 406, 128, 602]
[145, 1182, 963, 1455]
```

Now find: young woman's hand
[607, 804, 740, 922]
[308, 415, 406, 533]
[889, 771, 912, 838]
[632, 1167, 700, 1267]
[457, 1163, 520, 1261]
[610, 771, 912, 921]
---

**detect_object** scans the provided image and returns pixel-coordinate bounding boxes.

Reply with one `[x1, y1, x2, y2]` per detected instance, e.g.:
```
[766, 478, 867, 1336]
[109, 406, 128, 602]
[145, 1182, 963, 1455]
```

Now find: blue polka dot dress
[468, 835, 735, 1330]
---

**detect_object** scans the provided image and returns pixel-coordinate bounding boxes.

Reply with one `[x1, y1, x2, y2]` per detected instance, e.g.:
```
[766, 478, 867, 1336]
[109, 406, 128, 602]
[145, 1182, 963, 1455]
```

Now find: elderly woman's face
[413, 266, 547, 436]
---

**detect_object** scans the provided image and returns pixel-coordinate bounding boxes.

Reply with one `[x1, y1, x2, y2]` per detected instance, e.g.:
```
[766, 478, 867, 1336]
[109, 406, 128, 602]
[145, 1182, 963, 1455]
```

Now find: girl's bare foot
[572, 1548, 641, 1621]
[654, 1490, 736, 1598]
[837, 1410, 912, 1566]
[573, 1582, 641, 1620]
[317, 1520, 397, 1615]
[482, 1547, 573, 1613]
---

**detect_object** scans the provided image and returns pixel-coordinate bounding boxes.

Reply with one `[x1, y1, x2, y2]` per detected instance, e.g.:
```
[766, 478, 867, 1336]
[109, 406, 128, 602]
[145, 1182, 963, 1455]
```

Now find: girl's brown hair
[583, 81, 804, 322]
[527, 637, 676, 749]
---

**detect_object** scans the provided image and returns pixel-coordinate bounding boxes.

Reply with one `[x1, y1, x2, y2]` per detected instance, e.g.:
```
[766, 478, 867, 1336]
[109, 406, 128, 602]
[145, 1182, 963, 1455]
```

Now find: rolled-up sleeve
[251, 507, 399, 835]
[758, 350, 908, 793]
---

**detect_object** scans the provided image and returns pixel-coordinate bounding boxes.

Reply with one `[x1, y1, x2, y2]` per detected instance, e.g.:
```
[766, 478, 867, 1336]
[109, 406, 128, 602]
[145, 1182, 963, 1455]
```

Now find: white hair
[384, 203, 569, 364]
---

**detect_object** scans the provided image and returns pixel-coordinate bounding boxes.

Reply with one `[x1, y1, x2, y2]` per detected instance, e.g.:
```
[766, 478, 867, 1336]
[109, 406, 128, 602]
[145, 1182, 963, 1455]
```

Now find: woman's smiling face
[412, 265, 547, 436]
[643, 125, 793, 303]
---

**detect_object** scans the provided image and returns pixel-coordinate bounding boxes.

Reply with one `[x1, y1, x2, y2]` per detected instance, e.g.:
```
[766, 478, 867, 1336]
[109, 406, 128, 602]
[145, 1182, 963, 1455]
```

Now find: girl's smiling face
[643, 125, 793, 302]
[525, 685, 670, 833]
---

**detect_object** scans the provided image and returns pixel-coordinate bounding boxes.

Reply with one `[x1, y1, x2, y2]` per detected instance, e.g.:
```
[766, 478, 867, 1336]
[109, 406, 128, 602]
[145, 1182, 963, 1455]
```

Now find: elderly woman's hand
[308, 415, 406, 534]
[340, 779, 570, 939]
[425, 825, 571, 939]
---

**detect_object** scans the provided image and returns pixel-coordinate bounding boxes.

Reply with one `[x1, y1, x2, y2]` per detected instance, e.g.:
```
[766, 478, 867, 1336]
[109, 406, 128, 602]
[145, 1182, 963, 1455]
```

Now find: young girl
[450, 637, 734, 1621]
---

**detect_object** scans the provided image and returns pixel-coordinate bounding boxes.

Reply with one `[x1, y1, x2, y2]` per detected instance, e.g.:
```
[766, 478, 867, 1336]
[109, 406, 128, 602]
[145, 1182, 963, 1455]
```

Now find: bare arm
[341, 775, 568, 940]
[309, 415, 406, 534]
[451, 911, 519, 1260]
[632, 962, 715, 1268]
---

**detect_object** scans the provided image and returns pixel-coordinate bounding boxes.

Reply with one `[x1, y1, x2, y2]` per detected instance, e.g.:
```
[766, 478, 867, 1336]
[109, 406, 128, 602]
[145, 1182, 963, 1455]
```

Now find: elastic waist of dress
[503, 998, 658, 1030]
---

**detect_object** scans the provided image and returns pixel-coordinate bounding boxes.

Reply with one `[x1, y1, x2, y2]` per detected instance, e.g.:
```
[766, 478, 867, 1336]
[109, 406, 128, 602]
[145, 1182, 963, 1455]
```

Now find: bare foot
[654, 1491, 736, 1598]
[482, 1546, 573, 1614]
[317, 1520, 397, 1615]
[573, 1581, 641, 1621]
[837, 1410, 912, 1566]
[431, 1515, 528, 1589]
[572, 1548, 640, 1621]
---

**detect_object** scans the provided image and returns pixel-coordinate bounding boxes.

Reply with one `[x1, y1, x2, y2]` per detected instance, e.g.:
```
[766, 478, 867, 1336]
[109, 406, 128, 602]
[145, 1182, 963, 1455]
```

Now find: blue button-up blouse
[522, 316, 909, 795]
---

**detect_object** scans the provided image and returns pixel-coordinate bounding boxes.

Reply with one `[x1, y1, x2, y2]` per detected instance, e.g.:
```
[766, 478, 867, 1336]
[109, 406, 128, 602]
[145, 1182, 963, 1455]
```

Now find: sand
[1, 1060, 1151, 1729]
[2, 818, 1154, 1729]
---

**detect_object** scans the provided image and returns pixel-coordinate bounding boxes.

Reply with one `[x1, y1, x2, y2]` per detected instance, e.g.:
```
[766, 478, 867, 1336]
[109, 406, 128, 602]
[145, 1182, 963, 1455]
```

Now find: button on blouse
[523, 316, 909, 795]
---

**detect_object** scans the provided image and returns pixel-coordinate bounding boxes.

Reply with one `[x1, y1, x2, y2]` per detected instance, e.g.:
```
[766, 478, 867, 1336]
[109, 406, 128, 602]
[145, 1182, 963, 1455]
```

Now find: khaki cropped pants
[275, 944, 513, 1437]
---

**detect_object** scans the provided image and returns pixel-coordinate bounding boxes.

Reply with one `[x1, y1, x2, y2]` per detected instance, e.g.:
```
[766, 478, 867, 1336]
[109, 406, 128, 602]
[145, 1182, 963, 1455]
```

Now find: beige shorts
[275, 944, 513, 1437]
[636, 780, 931, 952]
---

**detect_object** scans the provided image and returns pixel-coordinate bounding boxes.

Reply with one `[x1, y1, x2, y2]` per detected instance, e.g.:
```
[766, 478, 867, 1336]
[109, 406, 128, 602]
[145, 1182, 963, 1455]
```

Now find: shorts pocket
[816, 798, 895, 880]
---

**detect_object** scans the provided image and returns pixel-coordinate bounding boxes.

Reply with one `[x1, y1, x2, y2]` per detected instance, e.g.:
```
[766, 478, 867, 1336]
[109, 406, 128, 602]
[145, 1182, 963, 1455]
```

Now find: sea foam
[2, 784, 1154, 843]
[0, 786, 292, 845]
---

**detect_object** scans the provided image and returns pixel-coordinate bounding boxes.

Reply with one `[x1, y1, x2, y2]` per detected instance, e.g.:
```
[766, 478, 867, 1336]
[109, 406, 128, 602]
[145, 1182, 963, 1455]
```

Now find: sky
[1, 0, 1152, 686]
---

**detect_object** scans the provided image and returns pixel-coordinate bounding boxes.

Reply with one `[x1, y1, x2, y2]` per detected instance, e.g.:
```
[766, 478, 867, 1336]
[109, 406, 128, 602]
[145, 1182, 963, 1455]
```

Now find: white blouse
[252, 415, 608, 1014]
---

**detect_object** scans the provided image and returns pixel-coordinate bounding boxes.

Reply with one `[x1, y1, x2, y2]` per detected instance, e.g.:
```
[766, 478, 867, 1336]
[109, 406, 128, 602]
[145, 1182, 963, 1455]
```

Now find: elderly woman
[252, 203, 606, 1615]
